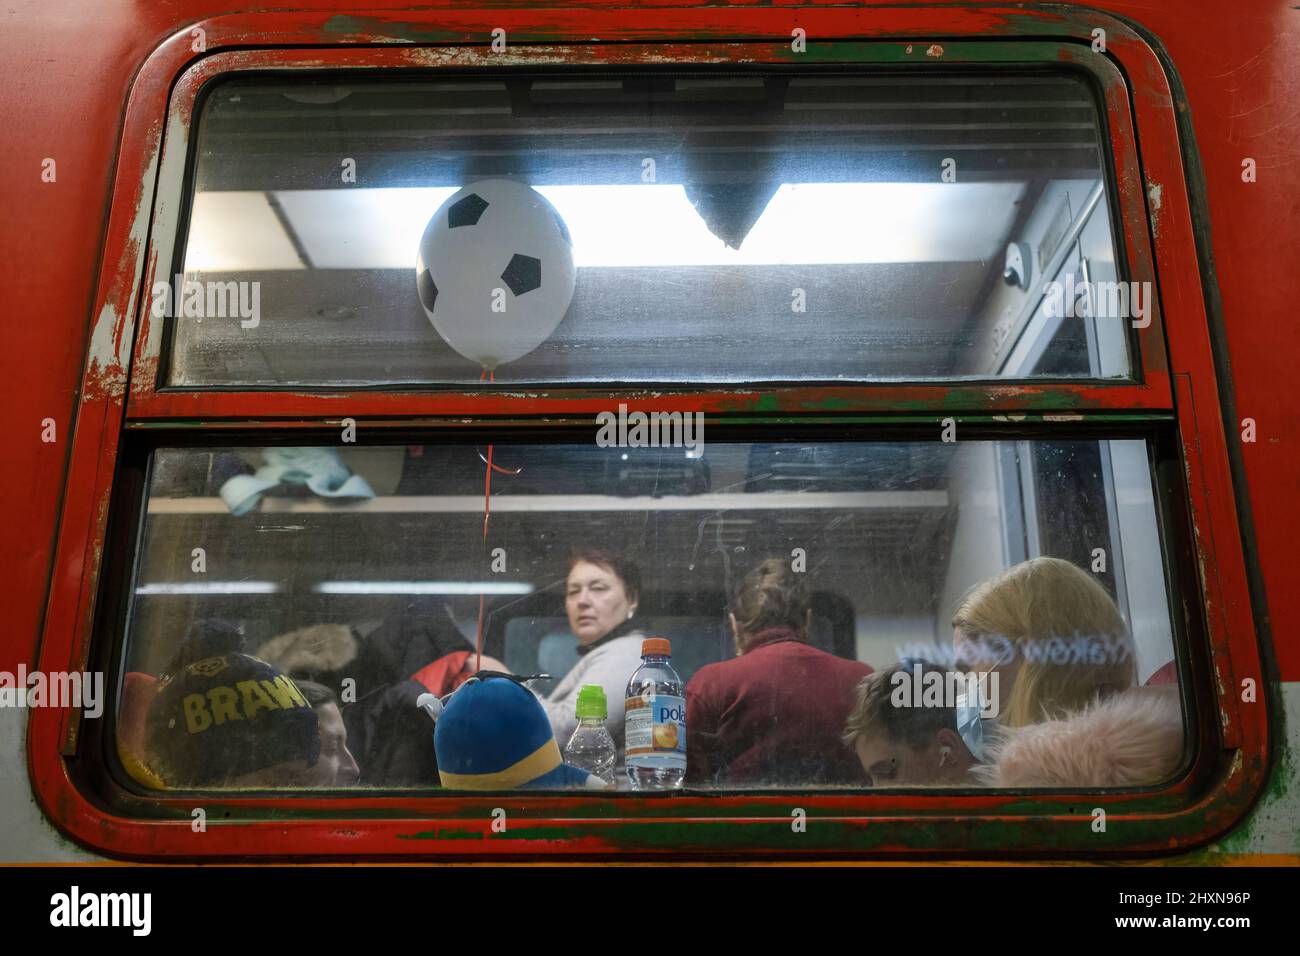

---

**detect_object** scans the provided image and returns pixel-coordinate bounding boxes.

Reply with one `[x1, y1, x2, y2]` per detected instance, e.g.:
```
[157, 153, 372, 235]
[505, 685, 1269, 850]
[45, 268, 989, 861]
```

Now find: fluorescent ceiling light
[540, 182, 1022, 266]
[184, 182, 1022, 272]
[314, 581, 536, 595]
[273, 187, 453, 270]
[135, 581, 281, 595]
[183, 192, 305, 271]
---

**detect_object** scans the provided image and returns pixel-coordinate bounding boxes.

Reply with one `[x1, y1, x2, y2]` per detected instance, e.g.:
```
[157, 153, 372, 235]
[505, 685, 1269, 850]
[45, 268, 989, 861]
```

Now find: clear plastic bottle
[624, 638, 686, 790]
[563, 685, 617, 787]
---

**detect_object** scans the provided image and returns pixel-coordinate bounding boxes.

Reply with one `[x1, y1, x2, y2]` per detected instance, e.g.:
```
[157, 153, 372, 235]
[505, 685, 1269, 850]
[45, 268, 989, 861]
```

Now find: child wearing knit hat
[144, 652, 322, 788]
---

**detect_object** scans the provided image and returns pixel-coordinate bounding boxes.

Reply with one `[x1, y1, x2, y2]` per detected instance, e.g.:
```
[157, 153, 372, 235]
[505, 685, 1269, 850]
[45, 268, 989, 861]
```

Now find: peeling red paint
[84, 357, 131, 403]
[1147, 181, 1165, 239]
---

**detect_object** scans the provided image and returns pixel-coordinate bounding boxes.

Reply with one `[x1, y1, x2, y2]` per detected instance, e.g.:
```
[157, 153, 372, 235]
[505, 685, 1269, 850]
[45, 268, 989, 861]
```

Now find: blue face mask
[954, 687, 987, 763]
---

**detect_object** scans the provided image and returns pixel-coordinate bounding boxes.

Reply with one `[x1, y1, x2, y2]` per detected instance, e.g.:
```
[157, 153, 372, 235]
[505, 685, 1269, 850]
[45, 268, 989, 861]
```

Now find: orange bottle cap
[641, 638, 671, 657]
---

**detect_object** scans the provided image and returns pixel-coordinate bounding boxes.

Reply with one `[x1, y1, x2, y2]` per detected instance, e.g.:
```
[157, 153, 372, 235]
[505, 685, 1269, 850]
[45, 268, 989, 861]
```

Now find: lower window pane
[118, 439, 1183, 793]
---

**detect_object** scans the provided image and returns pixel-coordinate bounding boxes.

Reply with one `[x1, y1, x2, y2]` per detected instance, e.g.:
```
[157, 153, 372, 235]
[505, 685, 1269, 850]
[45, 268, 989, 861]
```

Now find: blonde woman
[952, 556, 1135, 727]
[952, 556, 1182, 787]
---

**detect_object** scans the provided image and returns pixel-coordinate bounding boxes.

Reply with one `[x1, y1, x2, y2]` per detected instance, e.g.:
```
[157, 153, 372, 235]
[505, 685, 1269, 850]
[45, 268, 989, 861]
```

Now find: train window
[29, 9, 1265, 861]
[117, 438, 1181, 793]
[166, 72, 1133, 387]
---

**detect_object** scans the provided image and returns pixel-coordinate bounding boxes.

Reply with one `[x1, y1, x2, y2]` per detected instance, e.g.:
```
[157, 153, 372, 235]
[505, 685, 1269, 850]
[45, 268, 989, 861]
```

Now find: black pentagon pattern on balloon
[417, 269, 438, 312]
[447, 193, 489, 228]
[501, 254, 542, 296]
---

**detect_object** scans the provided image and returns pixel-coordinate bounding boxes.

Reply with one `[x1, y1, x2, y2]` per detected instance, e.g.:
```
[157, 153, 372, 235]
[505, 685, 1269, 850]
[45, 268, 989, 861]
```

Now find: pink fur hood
[980, 686, 1184, 788]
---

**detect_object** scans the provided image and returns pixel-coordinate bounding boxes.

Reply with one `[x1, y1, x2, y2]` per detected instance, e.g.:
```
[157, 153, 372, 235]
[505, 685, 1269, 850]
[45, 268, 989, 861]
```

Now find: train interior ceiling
[175, 72, 1127, 385]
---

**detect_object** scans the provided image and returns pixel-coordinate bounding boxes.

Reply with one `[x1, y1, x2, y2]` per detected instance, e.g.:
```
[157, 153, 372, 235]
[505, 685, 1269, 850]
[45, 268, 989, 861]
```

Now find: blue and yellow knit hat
[426, 675, 599, 790]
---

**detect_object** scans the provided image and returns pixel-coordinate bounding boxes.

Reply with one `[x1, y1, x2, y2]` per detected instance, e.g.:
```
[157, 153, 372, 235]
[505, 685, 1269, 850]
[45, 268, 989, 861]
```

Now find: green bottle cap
[574, 684, 608, 720]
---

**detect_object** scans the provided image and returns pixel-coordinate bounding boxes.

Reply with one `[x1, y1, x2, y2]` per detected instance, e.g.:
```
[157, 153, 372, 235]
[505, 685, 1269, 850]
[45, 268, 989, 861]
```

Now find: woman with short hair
[537, 548, 648, 754]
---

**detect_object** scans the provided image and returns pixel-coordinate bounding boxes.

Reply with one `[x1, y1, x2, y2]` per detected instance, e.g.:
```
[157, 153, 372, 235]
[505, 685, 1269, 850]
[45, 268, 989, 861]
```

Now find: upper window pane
[166, 72, 1133, 386]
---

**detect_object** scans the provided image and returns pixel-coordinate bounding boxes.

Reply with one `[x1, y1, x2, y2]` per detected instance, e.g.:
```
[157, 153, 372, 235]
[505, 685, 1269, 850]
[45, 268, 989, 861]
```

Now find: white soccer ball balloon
[416, 179, 576, 370]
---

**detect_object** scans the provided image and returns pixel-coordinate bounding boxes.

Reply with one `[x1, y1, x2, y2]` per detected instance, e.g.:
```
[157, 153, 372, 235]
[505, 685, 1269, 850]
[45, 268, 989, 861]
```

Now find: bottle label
[624, 694, 686, 762]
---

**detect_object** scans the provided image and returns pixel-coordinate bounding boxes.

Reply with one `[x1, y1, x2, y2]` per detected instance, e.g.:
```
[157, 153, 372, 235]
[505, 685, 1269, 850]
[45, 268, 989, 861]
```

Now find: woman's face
[566, 561, 635, 646]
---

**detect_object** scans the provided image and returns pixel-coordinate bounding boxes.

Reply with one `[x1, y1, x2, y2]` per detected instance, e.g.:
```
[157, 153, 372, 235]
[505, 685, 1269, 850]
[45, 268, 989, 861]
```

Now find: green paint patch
[1216, 727, 1300, 856]
[322, 14, 568, 45]
[397, 827, 483, 841]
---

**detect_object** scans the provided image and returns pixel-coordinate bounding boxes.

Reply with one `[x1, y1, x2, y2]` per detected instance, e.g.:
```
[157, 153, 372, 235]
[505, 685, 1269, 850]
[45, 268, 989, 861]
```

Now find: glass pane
[119, 438, 1181, 792]
[164, 72, 1133, 386]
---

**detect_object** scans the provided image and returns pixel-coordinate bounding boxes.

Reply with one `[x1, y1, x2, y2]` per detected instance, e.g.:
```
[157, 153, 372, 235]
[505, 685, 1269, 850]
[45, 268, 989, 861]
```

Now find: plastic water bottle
[563, 685, 617, 787]
[624, 638, 686, 790]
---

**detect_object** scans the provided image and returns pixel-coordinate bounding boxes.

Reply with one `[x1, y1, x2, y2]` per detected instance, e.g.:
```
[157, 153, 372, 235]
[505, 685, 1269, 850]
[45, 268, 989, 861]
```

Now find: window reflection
[169, 73, 1129, 385]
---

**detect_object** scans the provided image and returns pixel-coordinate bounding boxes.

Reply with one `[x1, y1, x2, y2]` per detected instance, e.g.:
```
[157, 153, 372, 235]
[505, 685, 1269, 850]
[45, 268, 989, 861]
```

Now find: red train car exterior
[1, 0, 1296, 862]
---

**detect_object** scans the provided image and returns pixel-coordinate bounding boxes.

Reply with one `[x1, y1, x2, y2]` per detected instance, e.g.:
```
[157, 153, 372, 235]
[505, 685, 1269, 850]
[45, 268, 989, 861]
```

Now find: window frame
[128, 42, 1174, 415]
[33, 3, 1267, 861]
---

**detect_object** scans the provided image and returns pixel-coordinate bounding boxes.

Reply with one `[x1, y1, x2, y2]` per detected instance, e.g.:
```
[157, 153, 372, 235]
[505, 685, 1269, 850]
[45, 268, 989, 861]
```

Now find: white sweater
[538, 631, 645, 752]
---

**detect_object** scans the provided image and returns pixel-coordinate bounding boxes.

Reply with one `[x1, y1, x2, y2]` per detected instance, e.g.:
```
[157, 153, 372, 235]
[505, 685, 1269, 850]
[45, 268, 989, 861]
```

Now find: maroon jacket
[686, 628, 872, 787]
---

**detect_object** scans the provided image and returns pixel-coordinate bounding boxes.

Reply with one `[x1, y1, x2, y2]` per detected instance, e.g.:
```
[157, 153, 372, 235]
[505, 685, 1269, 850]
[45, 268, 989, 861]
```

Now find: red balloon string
[472, 369, 523, 672]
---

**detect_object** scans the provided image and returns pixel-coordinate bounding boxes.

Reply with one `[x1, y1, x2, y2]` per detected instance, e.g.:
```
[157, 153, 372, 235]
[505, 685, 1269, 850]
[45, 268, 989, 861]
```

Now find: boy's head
[842, 659, 978, 787]
[145, 652, 321, 788]
[292, 679, 361, 787]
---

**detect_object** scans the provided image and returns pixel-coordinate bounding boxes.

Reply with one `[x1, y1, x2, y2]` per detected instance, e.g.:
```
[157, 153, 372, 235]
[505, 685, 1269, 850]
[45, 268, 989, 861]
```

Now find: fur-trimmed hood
[256, 623, 358, 676]
[980, 686, 1184, 789]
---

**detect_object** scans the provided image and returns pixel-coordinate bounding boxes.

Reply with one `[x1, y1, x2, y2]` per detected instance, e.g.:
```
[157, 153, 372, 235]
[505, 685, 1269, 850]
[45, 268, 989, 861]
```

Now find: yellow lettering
[262, 677, 304, 710]
[207, 686, 241, 725]
[271, 674, 308, 709]
[238, 679, 277, 719]
[183, 693, 212, 733]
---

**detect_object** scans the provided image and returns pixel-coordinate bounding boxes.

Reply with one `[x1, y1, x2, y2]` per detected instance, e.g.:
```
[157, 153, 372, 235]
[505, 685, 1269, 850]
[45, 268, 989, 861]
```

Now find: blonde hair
[952, 557, 1135, 727]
